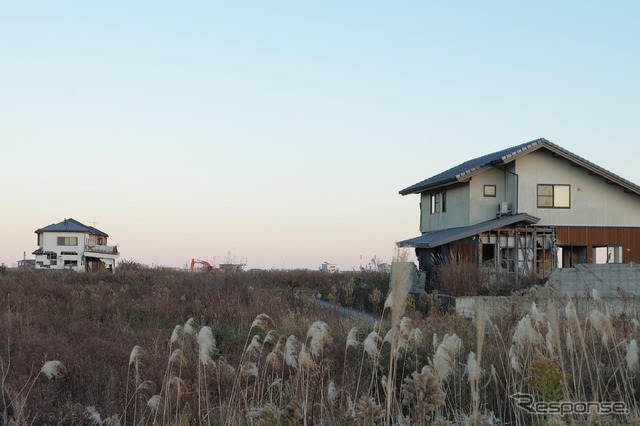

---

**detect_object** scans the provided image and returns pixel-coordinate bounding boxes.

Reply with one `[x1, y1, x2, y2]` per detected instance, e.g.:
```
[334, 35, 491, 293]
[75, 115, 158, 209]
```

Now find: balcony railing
[85, 245, 119, 255]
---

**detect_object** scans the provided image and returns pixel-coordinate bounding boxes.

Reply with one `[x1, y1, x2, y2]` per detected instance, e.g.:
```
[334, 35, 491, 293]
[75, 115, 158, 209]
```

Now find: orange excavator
[190, 259, 224, 274]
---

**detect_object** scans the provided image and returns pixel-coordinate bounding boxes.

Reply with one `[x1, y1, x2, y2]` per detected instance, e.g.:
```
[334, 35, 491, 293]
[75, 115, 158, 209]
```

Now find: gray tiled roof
[397, 213, 540, 249]
[34, 218, 109, 237]
[399, 138, 640, 196]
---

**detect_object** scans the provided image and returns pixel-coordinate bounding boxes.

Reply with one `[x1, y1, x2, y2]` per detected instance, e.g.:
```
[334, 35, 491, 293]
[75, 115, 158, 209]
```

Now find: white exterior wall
[420, 184, 470, 233]
[35, 232, 86, 272]
[516, 150, 640, 226]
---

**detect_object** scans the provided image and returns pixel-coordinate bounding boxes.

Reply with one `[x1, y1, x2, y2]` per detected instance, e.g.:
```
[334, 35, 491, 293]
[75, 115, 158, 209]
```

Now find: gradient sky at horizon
[2, 2, 639, 270]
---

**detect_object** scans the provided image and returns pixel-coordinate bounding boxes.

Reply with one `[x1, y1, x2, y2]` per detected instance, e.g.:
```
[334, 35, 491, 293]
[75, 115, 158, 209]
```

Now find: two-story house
[32, 218, 119, 272]
[398, 138, 640, 288]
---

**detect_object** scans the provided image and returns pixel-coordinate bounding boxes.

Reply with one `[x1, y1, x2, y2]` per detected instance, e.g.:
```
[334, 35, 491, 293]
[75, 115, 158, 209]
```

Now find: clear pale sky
[1, 2, 639, 270]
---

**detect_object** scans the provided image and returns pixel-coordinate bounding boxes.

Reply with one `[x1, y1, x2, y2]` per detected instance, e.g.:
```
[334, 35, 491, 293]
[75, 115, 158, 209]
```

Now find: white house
[321, 262, 339, 273]
[32, 218, 119, 272]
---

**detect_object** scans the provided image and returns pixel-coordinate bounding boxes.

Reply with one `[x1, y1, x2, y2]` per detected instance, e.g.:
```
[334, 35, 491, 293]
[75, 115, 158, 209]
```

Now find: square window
[484, 185, 496, 197]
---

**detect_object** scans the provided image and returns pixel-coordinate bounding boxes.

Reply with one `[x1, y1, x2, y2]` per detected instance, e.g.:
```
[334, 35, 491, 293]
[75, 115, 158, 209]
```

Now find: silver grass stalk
[307, 320, 332, 357]
[129, 345, 141, 366]
[363, 331, 380, 361]
[147, 394, 161, 412]
[170, 348, 182, 363]
[266, 351, 279, 368]
[432, 334, 462, 381]
[409, 328, 423, 346]
[603, 313, 615, 346]
[41, 360, 67, 379]
[566, 331, 575, 355]
[530, 302, 545, 325]
[247, 334, 262, 356]
[197, 326, 216, 365]
[509, 345, 521, 372]
[170, 324, 183, 344]
[400, 317, 412, 336]
[328, 381, 338, 406]
[383, 328, 395, 345]
[184, 317, 195, 336]
[346, 327, 359, 349]
[246, 362, 258, 378]
[545, 322, 555, 357]
[263, 330, 278, 346]
[467, 351, 481, 383]
[628, 340, 639, 373]
[251, 313, 274, 331]
[467, 351, 481, 420]
[389, 253, 412, 329]
[285, 335, 299, 369]
[85, 406, 103, 425]
[592, 288, 603, 305]
[298, 344, 315, 370]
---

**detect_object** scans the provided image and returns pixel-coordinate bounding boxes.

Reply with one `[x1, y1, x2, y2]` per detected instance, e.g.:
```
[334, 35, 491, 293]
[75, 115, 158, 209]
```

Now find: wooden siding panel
[556, 226, 640, 264]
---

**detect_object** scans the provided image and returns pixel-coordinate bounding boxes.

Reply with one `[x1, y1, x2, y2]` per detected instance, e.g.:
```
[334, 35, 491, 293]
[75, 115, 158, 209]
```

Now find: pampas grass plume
[251, 313, 274, 331]
[85, 406, 102, 425]
[247, 334, 262, 355]
[298, 344, 315, 370]
[147, 394, 161, 412]
[197, 326, 216, 365]
[170, 324, 183, 344]
[346, 326, 359, 349]
[41, 360, 67, 379]
[184, 317, 195, 336]
[129, 345, 142, 366]
[328, 381, 338, 406]
[285, 335, 299, 369]
[307, 320, 332, 357]
[363, 331, 380, 360]
[433, 334, 462, 381]
[566, 331, 574, 355]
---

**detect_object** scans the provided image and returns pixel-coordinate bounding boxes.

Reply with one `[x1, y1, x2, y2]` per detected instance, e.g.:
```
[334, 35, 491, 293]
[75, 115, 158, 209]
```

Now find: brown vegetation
[1, 265, 639, 424]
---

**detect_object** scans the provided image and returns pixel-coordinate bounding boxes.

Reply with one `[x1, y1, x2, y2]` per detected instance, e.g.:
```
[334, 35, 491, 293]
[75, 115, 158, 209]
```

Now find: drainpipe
[504, 169, 519, 214]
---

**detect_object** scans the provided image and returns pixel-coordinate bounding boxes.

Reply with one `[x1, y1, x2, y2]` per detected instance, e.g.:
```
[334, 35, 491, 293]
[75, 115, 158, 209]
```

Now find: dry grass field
[1, 261, 639, 425]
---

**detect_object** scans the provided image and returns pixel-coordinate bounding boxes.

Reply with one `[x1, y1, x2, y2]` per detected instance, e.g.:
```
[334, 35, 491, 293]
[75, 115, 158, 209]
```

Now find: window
[594, 246, 623, 264]
[64, 260, 78, 267]
[57, 236, 78, 246]
[430, 191, 447, 214]
[484, 185, 496, 197]
[47, 252, 57, 266]
[537, 184, 570, 208]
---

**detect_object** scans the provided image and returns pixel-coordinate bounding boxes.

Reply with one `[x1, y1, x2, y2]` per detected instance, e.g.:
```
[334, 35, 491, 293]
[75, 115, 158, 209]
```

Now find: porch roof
[397, 213, 540, 249]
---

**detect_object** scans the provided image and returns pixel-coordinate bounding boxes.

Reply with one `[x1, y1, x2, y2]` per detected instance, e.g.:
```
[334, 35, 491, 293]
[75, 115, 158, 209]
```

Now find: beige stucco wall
[516, 149, 640, 226]
[469, 167, 509, 223]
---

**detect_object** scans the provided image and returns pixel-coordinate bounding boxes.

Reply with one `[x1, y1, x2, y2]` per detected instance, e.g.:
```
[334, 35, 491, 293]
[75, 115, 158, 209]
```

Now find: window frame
[57, 236, 79, 246]
[483, 185, 497, 197]
[430, 191, 447, 214]
[537, 184, 571, 208]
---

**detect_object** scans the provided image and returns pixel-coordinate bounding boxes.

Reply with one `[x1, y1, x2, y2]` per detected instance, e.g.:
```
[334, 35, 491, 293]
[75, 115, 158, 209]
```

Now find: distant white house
[32, 218, 119, 272]
[321, 262, 339, 273]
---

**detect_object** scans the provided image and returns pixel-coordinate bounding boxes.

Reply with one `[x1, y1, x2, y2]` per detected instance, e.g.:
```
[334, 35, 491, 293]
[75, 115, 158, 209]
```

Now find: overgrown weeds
[1, 266, 640, 424]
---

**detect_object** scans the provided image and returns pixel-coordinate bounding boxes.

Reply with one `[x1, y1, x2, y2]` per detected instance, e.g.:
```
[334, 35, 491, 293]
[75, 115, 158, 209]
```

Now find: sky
[1, 1, 639, 270]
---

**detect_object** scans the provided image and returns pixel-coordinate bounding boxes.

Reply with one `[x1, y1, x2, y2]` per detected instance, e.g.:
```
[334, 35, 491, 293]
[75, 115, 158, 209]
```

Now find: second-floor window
[57, 236, 78, 246]
[430, 191, 447, 214]
[484, 185, 496, 197]
[537, 184, 570, 208]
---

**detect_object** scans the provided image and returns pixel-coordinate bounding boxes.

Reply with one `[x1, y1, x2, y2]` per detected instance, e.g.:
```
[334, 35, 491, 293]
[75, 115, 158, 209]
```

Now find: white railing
[85, 245, 118, 255]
